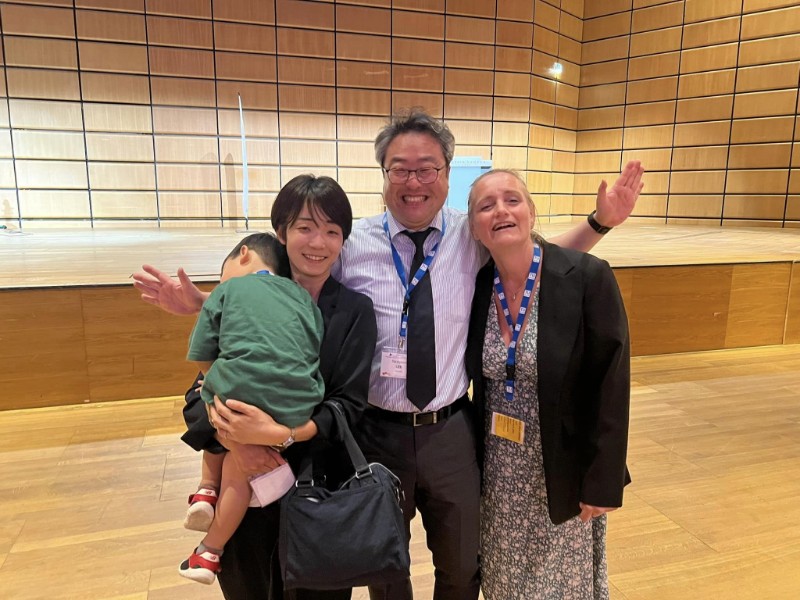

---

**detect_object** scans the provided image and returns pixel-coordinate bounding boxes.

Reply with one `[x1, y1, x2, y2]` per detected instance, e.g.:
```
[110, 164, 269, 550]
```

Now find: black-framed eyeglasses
[383, 166, 445, 185]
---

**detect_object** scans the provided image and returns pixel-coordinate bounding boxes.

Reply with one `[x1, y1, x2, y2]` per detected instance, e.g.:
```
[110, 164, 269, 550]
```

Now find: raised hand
[594, 160, 645, 228]
[132, 264, 207, 315]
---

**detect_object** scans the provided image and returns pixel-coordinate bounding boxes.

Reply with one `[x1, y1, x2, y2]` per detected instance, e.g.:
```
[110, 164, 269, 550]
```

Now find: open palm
[595, 160, 644, 227]
[132, 264, 207, 315]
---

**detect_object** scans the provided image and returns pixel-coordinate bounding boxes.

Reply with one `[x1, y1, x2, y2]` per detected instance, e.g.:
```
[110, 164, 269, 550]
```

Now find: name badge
[491, 412, 525, 445]
[380, 347, 407, 379]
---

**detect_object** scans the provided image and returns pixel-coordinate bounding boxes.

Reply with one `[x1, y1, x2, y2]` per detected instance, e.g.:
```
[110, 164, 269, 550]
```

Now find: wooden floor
[1, 345, 799, 599]
[4, 223, 800, 289]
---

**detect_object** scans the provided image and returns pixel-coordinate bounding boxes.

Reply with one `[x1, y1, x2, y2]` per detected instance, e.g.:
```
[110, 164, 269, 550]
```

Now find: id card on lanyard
[378, 212, 445, 379]
[490, 244, 541, 445]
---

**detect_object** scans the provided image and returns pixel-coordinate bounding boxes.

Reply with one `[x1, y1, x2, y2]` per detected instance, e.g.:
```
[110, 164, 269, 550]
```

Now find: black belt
[367, 394, 469, 427]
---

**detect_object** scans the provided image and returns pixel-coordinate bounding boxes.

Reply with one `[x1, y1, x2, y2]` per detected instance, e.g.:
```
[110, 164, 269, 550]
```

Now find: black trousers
[218, 502, 352, 600]
[356, 403, 482, 600]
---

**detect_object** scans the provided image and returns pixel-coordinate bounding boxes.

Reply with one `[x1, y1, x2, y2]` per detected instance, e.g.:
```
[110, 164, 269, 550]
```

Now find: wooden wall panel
[158, 192, 221, 217]
[0, 289, 89, 408]
[212, 0, 275, 25]
[3, 0, 799, 228]
[337, 60, 390, 90]
[575, 2, 800, 226]
[725, 263, 792, 348]
[5, 37, 77, 69]
[12, 258, 800, 408]
[18, 191, 90, 218]
[81, 72, 150, 104]
[12, 130, 85, 160]
[628, 265, 732, 355]
[146, 15, 213, 49]
[83, 104, 152, 133]
[88, 162, 156, 190]
[667, 195, 724, 219]
[91, 192, 157, 218]
[679, 70, 736, 98]
[784, 262, 800, 344]
[736, 62, 800, 93]
[78, 41, 148, 73]
[7, 68, 80, 100]
[2, 4, 75, 38]
[446, 17, 495, 42]
[150, 77, 216, 107]
[81, 286, 203, 403]
[214, 22, 276, 54]
[8, 99, 83, 131]
[722, 195, 787, 219]
[148, 0, 210, 19]
[16, 160, 87, 189]
[218, 138, 279, 165]
[156, 164, 219, 191]
[76, 9, 145, 43]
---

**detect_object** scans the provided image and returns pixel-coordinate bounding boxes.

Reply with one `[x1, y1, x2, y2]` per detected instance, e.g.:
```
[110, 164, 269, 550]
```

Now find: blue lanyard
[493, 244, 541, 402]
[255, 270, 271, 275]
[382, 212, 446, 348]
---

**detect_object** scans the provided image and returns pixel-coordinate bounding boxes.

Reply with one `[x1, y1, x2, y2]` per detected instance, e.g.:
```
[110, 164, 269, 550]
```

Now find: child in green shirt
[179, 233, 324, 585]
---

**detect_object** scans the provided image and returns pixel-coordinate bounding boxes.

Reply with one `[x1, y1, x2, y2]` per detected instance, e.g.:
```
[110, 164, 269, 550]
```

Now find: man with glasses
[336, 110, 644, 600]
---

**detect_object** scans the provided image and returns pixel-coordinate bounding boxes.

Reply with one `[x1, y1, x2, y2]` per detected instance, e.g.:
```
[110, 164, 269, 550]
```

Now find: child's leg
[179, 454, 252, 585]
[184, 450, 224, 532]
[200, 451, 252, 552]
[200, 449, 224, 490]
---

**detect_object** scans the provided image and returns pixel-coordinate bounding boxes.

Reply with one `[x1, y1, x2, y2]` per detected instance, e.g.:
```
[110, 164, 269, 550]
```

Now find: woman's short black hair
[270, 174, 353, 241]
[225, 232, 291, 278]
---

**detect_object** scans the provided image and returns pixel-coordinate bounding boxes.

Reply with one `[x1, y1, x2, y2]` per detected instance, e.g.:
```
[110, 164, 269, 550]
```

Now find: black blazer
[465, 241, 631, 525]
[181, 275, 377, 481]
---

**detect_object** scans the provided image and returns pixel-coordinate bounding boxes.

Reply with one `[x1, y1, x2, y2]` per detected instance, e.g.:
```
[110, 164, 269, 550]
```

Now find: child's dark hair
[225, 233, 291, 278]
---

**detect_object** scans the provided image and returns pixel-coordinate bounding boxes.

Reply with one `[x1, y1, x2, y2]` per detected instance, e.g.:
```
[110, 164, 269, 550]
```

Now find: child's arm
[187, 288, 222, 364]
[194, 361, 213, 374]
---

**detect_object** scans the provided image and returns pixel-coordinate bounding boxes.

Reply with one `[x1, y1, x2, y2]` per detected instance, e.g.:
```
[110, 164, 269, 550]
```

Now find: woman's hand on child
[211, 396, 288, 446]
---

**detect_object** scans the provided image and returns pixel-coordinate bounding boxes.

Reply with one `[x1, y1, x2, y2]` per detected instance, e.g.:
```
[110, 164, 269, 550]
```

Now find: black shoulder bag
[279, 401, 411, 590]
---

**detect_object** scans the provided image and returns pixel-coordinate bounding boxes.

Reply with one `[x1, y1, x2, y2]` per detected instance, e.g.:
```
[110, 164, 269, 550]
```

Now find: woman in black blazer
[465, 170, 631, 599]
[136, 175, 377, 600]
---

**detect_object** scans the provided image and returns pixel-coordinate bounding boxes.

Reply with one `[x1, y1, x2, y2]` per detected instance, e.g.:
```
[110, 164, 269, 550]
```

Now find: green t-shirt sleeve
[187, 285, 224, 362]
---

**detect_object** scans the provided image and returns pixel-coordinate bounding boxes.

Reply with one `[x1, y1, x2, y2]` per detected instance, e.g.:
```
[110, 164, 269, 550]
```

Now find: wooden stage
[3, 223, 800, 410]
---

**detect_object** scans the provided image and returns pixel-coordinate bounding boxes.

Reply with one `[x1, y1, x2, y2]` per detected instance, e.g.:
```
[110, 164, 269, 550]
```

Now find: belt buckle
[412, 411, 437, 427]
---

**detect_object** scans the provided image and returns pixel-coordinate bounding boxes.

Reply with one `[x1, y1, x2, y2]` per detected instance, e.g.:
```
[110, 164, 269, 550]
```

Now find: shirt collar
[384, 209, 444, 240]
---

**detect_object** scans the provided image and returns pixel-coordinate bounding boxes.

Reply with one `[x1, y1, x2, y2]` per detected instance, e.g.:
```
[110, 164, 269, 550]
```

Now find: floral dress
[480, 287, 609, 600]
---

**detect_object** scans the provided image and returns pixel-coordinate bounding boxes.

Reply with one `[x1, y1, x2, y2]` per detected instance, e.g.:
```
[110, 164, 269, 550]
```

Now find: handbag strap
[328, 400, 371, 477]
[295, 400, 372, 487]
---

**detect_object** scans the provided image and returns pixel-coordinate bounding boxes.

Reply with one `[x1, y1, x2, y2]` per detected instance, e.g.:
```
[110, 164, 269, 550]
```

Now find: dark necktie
[403, 228, 437, 410]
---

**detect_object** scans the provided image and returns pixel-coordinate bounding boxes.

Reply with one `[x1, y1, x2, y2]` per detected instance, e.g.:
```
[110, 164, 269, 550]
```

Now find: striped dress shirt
[334, 207, 487, 413]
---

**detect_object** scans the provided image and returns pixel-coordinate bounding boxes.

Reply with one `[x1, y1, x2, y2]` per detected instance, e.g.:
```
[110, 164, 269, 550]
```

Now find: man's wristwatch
[274, 427, 296, 452]
[587, 210, 613, 235]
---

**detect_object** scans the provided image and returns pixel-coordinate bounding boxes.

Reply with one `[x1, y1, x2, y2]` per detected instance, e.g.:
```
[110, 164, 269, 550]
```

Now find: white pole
[238, 93, 249, 231]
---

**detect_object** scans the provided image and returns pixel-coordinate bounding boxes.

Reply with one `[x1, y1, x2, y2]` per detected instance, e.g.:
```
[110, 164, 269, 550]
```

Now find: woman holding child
[134, 175, 377, 600]
[465, 170, 632, 599]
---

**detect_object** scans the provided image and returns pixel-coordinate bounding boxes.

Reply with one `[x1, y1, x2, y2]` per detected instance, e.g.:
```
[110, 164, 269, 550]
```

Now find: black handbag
[279, 400, 411, 590]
